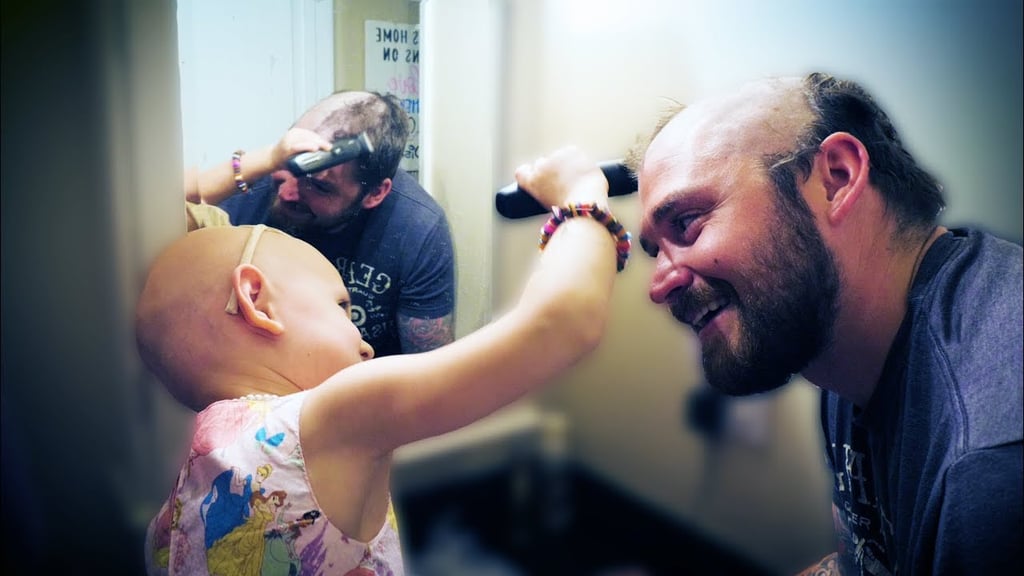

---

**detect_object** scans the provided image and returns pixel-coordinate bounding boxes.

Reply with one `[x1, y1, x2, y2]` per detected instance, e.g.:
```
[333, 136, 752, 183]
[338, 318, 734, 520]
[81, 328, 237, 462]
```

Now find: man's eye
[306, 177, 333, 196]
[671, 212, 704, 245]
[672, 213, 698, 233]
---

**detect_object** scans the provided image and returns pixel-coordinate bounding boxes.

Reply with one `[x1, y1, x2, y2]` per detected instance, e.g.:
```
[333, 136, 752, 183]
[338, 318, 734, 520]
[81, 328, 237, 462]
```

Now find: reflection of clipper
[286, 132, 374, 177]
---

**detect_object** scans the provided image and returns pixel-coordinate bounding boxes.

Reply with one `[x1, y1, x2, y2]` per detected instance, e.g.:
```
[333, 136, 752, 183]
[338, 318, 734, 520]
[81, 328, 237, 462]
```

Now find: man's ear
[816, 132, 870, 225]
[360, 178, 393, 210]
[231, 264, 285, 336]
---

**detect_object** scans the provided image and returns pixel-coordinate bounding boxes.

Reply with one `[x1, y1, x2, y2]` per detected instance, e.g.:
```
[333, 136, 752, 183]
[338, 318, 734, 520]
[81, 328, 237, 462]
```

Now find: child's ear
[231, 264, 285, 336]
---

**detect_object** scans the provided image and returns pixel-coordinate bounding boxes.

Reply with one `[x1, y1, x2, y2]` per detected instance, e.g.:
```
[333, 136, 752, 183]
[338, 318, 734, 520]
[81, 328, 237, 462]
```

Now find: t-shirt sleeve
[933, 442, 1023, 573]
[397, 213, 455, 319]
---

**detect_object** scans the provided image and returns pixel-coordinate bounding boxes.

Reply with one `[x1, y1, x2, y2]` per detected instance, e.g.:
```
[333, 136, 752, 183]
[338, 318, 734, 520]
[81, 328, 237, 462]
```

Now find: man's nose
[649, 249, 695, 305]
[275, 172, 302, 203]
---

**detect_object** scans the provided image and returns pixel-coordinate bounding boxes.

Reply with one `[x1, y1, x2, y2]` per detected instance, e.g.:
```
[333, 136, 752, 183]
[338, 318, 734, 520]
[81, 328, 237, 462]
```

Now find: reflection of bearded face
[677, 181, 841, 396]
[267, 194, 365, 237]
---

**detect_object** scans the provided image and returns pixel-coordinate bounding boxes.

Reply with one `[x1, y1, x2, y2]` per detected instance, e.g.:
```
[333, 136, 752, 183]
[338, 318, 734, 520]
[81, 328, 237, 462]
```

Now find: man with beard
[631, 72, 1022, 575]
[186, 90, 455, 358]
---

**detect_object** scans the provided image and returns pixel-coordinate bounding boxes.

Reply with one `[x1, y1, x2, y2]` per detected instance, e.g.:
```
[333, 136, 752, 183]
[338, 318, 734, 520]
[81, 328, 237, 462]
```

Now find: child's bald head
[135, 225, 343, 410]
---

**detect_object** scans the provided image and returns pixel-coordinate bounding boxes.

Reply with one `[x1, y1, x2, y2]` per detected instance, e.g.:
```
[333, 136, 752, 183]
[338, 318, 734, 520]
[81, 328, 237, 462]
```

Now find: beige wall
[333, 0, 420, 91]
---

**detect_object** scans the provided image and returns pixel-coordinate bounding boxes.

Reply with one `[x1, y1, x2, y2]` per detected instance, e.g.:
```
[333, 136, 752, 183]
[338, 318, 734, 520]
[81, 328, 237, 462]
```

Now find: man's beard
[677, 191, 841, 396]
[266, 198, 365, 237]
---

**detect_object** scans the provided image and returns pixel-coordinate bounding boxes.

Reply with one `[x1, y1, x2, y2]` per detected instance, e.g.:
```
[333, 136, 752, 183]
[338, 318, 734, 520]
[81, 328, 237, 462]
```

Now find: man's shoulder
[916, 228, 1021, 324]
[353, 170, 453, 258]
[911, 228, 1023, 450]
[388, 170, 448, 219]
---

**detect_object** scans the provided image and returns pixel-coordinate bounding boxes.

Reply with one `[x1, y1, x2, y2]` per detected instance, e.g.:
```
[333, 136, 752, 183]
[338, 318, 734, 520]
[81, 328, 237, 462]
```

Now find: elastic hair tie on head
[225, 224, 268, 315]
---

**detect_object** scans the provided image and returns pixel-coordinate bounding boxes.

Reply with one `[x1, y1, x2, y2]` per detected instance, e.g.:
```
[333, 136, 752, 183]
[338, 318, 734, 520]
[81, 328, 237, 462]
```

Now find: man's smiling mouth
[684, 296, 730, 332]
[692, 295, 733, 327]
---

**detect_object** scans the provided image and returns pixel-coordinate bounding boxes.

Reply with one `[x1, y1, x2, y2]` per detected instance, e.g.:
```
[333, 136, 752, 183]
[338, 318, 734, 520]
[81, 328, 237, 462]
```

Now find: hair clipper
[286, 132, 375, 177]
[495, 161, 637, 219]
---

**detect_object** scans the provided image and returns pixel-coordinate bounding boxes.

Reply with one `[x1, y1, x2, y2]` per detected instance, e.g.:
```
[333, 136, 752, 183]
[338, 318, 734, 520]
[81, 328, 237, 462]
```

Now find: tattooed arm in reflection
[398, 312, 455, 353]
[796, 504, 858, 576]
[796, 553, 840, 576]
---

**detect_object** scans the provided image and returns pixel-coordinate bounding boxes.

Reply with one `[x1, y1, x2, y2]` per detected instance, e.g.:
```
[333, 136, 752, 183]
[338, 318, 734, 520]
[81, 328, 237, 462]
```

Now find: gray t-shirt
[822, 228, 1023, 574]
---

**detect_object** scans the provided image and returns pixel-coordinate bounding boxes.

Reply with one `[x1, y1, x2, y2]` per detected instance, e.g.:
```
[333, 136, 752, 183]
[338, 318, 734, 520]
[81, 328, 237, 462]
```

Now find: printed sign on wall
[365, 20, 420, 173]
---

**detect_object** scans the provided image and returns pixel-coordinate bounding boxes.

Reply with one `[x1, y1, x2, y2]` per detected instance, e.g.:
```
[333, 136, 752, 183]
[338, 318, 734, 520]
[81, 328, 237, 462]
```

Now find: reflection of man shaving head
[267, 91, 411, 235]
[202, 86, 455, 360]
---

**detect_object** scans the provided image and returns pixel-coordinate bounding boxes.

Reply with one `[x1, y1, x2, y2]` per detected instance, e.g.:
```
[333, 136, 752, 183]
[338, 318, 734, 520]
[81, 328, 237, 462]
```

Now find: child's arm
[184, 128, 331, 204]
[303, 147, 620, 453]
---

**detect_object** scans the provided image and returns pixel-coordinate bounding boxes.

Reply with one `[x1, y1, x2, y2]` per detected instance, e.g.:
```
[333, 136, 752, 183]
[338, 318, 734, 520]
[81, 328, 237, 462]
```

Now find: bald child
[137, 147, 629, 575]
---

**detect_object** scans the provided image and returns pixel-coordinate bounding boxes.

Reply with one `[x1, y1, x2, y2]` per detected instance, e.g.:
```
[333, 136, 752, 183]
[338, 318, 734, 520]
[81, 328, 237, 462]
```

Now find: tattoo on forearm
[398, 313, 454, 353]
[796, 553, 840, 576]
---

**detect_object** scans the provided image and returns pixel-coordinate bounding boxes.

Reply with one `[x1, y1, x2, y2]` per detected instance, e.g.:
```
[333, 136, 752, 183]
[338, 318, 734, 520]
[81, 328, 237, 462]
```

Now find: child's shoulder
[192, 392, 307, 457]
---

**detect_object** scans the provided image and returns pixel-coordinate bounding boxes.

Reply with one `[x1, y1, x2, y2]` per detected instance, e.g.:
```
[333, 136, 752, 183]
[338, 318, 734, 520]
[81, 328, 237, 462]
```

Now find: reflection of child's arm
[184, 145, 275, 206]
[183, 128, 331, 205]
[304, 147, 621, 453]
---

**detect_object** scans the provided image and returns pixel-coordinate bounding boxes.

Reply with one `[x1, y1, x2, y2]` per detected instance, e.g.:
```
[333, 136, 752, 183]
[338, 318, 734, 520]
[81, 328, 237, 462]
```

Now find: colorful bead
[232, 150, 250, 194]
[538, 202, 632, 272]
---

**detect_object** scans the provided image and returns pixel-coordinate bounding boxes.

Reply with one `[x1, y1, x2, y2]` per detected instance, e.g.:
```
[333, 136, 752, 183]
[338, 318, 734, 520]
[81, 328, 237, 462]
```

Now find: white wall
[178, 0, 335, 169]
[423, 0, 1023, 573]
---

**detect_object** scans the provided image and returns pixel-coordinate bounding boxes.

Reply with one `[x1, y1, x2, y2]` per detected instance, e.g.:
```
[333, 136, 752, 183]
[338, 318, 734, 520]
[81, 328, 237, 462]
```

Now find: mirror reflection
[179, 0, 449, 362]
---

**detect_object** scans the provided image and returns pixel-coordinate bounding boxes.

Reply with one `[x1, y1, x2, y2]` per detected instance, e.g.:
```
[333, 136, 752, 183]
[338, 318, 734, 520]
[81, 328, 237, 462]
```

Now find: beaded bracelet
[538, 202, 632, 272]
[231, 150, 250, 194]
